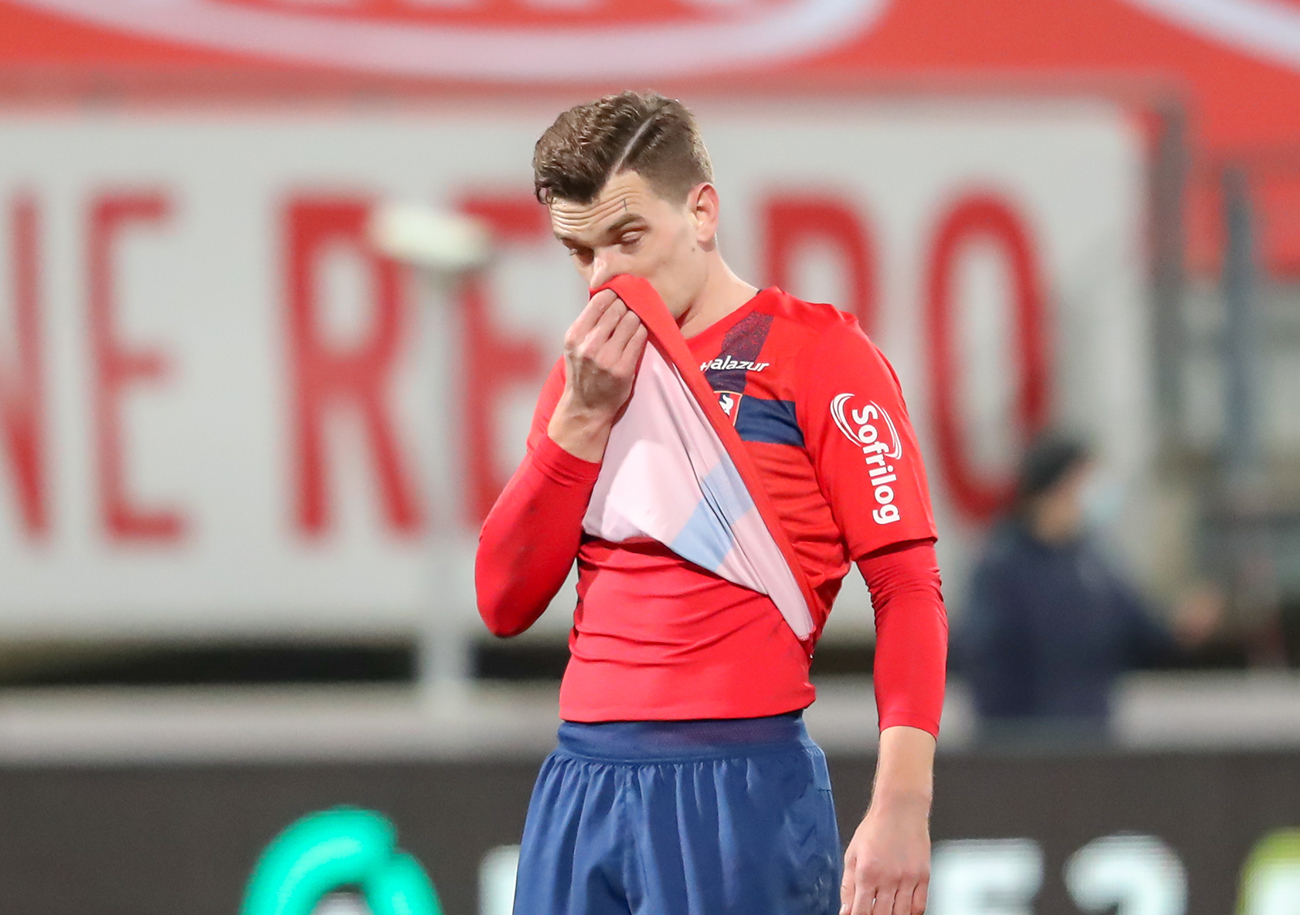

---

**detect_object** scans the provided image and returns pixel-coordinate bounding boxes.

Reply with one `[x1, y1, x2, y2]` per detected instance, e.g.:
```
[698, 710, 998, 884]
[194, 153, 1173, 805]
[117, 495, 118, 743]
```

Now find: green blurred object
[366, 853, 444, 915]
[1238, 828, 1300, 915]
[242, 807, 443, 915]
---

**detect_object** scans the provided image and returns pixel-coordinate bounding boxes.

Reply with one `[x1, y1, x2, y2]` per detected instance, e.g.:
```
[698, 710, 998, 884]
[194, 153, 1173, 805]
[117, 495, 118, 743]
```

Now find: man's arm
[474, 289, 646, 636]
[476, 432, 600, 637]
[840, 539, 946, 915]
[842, 726, 936, 915]
[793, 319, 946, 915]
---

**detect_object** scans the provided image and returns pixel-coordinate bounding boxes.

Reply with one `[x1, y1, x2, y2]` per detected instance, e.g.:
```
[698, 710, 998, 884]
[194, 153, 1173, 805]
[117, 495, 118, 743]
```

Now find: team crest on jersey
[831, 393, 904, 524]
[717, 391, 744, 423]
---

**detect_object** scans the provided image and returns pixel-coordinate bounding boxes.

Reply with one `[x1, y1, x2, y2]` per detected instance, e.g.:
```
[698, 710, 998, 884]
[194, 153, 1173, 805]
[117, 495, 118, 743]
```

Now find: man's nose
[589, 251, 617, 288]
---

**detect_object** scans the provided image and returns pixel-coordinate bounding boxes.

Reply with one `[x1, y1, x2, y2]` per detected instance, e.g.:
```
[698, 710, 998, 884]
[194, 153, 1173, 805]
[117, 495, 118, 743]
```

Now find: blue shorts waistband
[554, 712, 814, 763]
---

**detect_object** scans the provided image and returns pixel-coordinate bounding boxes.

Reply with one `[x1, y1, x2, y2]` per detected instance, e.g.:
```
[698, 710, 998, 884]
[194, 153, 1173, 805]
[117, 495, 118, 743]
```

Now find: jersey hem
[558, 698, 815, 724]
[878, 713, 941, 738]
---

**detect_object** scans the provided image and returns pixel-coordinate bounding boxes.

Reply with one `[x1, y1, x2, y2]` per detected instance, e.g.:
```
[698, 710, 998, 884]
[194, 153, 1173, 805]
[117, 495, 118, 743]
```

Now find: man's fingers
[587, 298, 627, 342]
[842, 870, 878, 915]
[847, 886, 875, 915]
[613, 323, 648, 375]
[567, 289, 616, 344]
[588, 288, 619, 309]
[587, 290, 624, 340]
[911, 879, 928, 915]
[891, 882, 918, 915]
[841, 850, 860, 914]
[606, 307, 643, 354]
[868, 886, 895, 915]
[575, 298, 628, 356]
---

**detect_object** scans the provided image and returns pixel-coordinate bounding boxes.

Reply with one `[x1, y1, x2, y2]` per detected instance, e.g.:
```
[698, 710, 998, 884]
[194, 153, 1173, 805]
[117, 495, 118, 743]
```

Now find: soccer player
[476, 92, 947, 915]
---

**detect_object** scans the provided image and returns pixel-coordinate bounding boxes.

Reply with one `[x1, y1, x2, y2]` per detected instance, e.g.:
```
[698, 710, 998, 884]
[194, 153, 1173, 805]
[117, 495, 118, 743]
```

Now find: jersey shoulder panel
[749, 288, 868, 381]
[755, 287, 861, 336]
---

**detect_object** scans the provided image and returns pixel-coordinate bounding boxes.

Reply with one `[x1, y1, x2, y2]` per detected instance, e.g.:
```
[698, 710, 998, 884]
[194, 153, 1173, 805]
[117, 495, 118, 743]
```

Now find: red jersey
[477, 288, 947, 731]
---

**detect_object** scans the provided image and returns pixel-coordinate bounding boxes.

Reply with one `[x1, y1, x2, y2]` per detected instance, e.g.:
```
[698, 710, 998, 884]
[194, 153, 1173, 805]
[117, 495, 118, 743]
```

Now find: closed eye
[566, 245, 594, 265]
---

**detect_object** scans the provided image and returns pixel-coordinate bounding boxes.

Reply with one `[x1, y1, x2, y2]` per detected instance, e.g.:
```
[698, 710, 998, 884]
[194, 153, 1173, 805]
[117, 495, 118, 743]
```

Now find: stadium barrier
[0, 748, 1296, 915]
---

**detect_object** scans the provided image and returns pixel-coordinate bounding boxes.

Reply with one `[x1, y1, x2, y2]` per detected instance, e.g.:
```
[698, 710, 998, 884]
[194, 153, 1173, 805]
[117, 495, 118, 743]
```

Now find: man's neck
[677, 259, 758, 339]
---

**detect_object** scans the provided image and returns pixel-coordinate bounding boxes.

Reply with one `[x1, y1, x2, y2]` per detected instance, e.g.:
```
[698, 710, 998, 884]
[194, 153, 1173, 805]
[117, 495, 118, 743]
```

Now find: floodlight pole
[1221, 166, 1260, 484]
[421, 538, 475, 705]
[1219, 165, 1282, 664]
[1149, 99, 1189, 454]
[366, 200, 492, 705]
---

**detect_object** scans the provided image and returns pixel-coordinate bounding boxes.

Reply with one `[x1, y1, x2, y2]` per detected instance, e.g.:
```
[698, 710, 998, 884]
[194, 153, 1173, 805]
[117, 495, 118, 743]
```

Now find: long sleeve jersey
[477, 287, 948, 733]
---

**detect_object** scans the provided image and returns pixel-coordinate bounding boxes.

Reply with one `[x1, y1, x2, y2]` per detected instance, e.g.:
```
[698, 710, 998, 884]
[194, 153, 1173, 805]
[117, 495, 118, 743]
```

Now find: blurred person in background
[957, 433, 1221, 742]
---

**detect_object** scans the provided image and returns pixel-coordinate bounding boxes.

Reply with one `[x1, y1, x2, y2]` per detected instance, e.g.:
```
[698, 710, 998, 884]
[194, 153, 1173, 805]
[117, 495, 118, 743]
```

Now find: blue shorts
[512, 713, 842, 915]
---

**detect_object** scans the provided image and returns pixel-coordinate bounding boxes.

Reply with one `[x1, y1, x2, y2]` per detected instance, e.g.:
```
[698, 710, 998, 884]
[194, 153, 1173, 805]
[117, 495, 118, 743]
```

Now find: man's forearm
[858, 541, 948, 735]
[475, 434, 599, 637]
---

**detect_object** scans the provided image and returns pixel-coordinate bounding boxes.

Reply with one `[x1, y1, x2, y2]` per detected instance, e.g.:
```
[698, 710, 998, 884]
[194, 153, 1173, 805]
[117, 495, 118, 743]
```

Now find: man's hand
[841, 726, 935, 914]
[840, 793, 931, 914]
[548, 289, 648, 461]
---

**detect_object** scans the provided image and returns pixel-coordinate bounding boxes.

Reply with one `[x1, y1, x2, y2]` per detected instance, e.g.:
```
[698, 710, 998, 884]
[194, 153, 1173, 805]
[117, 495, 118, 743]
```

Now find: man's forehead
[549, 174, 655, 239]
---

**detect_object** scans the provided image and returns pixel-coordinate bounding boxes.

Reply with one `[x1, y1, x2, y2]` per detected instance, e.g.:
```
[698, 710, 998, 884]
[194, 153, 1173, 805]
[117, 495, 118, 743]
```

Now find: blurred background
[1, 1, 1299, 913]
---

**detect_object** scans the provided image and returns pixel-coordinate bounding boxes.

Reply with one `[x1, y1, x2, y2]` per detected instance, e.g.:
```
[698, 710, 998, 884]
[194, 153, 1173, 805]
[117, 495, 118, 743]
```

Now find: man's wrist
[868, 784, 932, 816]
[869, 725, 936, 816]
[547, 394, 615, 462]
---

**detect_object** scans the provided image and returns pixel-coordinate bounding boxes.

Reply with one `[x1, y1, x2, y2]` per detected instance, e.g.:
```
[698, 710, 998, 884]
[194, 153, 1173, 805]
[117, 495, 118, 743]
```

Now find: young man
[476, 92, 947, 915]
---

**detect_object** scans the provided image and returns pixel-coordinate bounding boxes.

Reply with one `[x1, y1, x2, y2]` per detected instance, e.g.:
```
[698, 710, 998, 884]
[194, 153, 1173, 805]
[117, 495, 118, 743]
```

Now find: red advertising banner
[0, 97, 1154, 639]
[4, 2, 1300, 150]
[3, 0, 1300, 275]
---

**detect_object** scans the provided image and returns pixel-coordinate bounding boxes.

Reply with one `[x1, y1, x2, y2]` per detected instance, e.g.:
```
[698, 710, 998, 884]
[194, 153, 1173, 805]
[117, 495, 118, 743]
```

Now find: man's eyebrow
[604, 214, 643, 236]
[553, 213, 645, 245]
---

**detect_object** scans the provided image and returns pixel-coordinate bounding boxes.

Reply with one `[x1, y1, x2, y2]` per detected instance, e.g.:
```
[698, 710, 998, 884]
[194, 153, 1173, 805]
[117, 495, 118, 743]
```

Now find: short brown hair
[533, 91, 713, 206]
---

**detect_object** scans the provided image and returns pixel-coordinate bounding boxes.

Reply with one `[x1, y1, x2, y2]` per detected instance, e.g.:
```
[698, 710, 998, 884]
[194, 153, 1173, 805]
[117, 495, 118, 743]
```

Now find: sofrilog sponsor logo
[830, 393, 902, 525]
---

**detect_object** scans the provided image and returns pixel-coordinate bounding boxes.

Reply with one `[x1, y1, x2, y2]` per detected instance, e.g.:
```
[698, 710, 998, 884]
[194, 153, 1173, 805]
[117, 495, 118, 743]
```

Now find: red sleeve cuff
[531, 433, 602, 485]
[878, 712, 942, 738]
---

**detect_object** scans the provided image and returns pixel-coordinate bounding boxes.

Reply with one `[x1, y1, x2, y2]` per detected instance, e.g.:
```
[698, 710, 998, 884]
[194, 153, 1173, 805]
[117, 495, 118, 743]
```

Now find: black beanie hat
[1016, 433, 1091, 502]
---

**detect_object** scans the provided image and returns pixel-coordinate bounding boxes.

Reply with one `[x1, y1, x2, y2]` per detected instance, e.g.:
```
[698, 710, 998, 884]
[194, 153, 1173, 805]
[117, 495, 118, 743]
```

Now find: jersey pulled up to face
[529, 287, 937, 721]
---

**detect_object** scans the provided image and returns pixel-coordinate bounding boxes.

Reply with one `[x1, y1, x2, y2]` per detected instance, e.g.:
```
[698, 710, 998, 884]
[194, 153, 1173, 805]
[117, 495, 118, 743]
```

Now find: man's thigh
[627, 743, 842, 915]
[513, 751, 633, 915]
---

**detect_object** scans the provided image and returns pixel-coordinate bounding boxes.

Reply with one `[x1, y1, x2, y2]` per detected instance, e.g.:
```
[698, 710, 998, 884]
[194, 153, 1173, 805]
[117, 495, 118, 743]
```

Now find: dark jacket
[957, 519, 1175, 735]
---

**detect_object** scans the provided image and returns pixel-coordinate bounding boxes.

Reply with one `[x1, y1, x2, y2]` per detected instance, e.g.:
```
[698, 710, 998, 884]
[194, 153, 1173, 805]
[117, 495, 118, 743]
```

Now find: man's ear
[689, 182, 720, 243]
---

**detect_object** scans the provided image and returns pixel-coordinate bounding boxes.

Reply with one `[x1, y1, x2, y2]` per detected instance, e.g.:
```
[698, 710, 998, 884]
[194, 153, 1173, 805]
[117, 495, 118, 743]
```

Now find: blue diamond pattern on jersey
[669, 459, 755, 571]
[735, 398, 803, 447]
